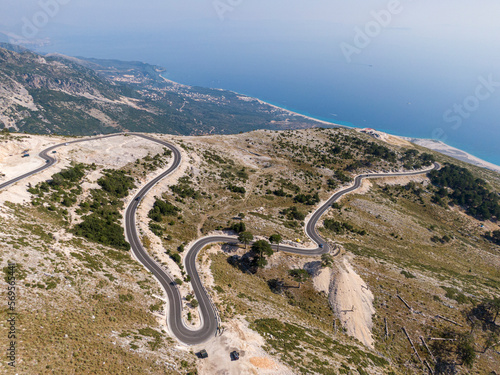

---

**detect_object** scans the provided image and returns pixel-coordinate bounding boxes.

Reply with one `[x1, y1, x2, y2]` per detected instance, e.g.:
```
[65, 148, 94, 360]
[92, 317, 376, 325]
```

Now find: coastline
[250, 99, 500, 174]
[255, 98, 500, 174]
[253, 98, 353, 129]
[159, 74, 499, 174]
[160, 73, 349, 128]
[402, 138, 500, 174]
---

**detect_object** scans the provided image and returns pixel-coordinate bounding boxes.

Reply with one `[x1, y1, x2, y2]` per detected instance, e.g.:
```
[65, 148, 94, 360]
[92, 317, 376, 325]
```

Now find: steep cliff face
[0, 48, 118, 99]
[0, 47, 137, 134]
[0, 45, 321, 136]
[0, 71, 38, 130]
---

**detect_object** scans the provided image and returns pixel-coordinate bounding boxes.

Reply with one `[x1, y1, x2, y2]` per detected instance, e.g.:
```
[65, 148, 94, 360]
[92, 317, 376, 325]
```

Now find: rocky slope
[0, 128, 498, 374]
[0, 44, 321, 136]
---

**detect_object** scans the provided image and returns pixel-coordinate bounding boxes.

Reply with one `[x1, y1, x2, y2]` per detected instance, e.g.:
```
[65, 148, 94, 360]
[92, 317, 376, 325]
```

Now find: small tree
[171, 253, 181, 264]
[487, 297, 500, 323]
[457, 334, 476, 368]
[268, 279, 285, 294]
[321, 253, 334, 268]
[269, 234, 282, 252]
[289, 269, 310, 287]
[230, 222, 246, 234]
[289, 269, 310, 282]
[254, 256, 268, 269]
[252, 240, 273, 258]
[191, 299, 199, 308]
[238, 231, 254, 249]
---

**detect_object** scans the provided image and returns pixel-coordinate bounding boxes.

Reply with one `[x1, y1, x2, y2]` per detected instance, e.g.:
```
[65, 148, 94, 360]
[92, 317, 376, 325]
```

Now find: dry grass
[0, 202, 195, 374]
[1, 128, 498, 374]
[323, 181, 500, 373]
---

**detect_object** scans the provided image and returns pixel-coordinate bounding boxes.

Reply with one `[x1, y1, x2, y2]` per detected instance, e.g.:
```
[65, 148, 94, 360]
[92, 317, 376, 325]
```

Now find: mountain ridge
[0, 44, 323, 136]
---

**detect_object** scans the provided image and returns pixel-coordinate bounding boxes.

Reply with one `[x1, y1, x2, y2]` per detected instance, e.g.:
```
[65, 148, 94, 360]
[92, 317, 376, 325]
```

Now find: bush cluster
[148, 198, 180, 222]
[429, 164, 500, 221]
[324, 219, 366, 235]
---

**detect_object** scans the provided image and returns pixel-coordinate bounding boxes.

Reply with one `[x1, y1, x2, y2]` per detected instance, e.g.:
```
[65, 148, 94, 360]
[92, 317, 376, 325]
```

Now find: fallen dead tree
[435, 315, 463, 327]
[402, 327, 423, 365]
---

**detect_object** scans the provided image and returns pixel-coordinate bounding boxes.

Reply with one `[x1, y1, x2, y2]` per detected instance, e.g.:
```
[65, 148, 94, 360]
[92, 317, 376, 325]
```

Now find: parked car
[199, 350, 208, 359]
[230, 351, 239, 361]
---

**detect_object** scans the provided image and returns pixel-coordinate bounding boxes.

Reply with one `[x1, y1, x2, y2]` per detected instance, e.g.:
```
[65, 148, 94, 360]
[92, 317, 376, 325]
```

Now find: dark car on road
[230, 351, 239, 361]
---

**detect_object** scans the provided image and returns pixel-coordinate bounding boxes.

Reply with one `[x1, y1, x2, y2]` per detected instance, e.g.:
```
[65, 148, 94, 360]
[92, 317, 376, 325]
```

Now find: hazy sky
[1, 0, 500, 39]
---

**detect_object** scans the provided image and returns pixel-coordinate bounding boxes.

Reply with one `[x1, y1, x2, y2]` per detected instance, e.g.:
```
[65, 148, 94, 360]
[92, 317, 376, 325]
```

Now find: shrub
[324, 219, 345, 234]
[294, 193, 320, 205]
[281, 206, 305, 221]
[289, 269, 310, 282]
[321, 254, 334, 268]
[401, 270, 416, 279]
[335, 170, 352, 183]
[227, 184, 246, 194]
[230, 222, 246, 233]
[171, 253, 181, 264]
[148, 198, 180, 222]
[170, 176, 200, 199]
[149, 221, 163, 237]
[97, 170, 136, 198]
[73, 214, 130, 251]
[119, 294, 134, 302]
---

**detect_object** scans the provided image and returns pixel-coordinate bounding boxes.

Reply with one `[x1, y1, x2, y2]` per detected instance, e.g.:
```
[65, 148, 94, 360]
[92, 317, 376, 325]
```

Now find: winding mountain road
[0, 133, 439, 345]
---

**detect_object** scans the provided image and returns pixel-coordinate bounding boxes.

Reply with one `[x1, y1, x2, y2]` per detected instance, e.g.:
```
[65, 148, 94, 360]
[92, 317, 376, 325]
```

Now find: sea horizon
[12, 27, 499, 168]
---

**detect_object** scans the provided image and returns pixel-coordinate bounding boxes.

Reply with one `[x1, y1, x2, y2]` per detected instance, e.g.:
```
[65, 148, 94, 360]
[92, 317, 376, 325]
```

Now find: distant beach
[403, 138, 500, 174]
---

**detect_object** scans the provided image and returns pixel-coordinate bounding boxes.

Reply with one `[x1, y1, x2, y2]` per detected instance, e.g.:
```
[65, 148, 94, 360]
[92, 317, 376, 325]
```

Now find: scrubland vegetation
[1, 127, 498, 374]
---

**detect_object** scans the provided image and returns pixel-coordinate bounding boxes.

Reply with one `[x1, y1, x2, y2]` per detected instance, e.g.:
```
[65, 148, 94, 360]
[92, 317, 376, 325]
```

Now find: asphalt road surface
[0, 133, 121, 190]
[0, 133, 439, 345]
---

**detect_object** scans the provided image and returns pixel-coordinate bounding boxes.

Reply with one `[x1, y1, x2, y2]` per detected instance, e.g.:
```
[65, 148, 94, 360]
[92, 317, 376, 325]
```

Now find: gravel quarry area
[330, 256, 375, 348]
[310, 252, 376, 350]
[194, 318, 293, 375]
[0, 133, 166, 204]
[0, 134, 71, 205]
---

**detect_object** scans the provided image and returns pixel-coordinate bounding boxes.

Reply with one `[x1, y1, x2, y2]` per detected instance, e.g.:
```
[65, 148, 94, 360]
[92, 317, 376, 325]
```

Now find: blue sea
[37, 24, 500, 166]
